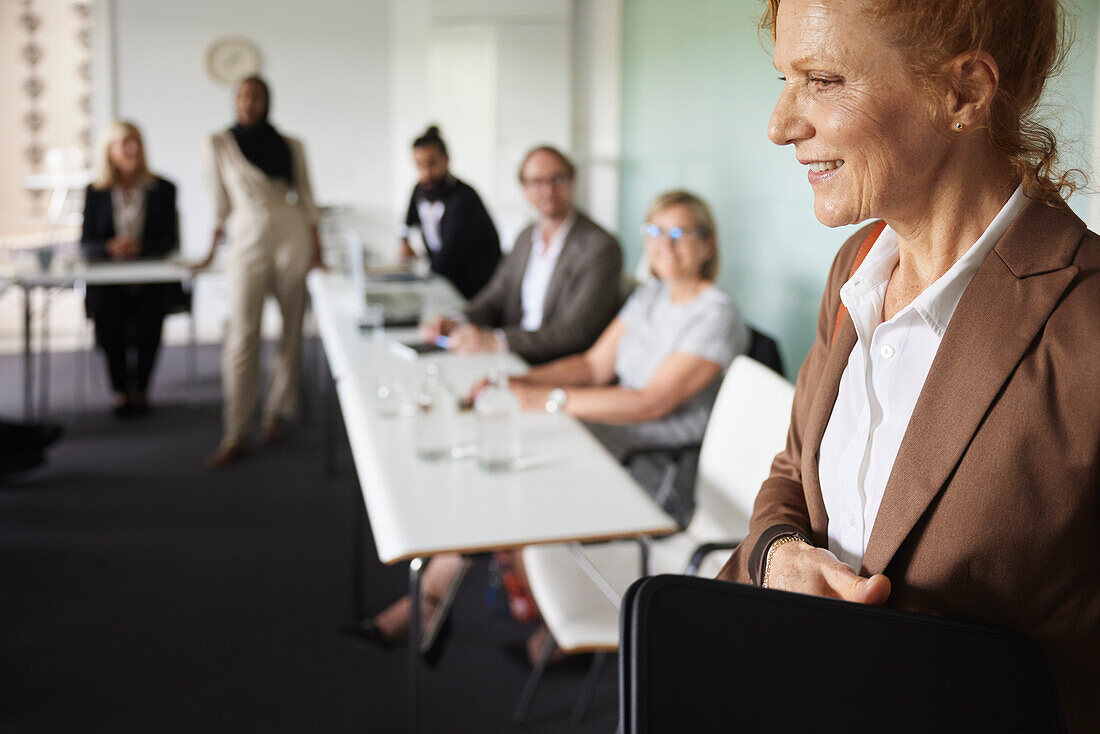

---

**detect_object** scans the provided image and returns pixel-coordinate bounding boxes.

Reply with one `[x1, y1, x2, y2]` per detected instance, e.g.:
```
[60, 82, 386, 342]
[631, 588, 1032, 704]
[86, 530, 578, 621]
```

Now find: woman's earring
[955, 122, 965, 130]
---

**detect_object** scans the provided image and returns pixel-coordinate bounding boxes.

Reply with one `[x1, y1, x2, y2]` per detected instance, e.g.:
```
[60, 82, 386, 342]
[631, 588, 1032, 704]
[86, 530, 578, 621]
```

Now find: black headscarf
[230, 77, 293, 183]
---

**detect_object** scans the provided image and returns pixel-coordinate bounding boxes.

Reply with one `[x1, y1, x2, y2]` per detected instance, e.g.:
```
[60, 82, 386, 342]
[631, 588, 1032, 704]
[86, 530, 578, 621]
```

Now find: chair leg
[572, 651, 608, 722]
[23, 285, 34, 421]
[651, 461, 679, 511]
[76, 320, 89, 414]
[512, 630, 556, 724]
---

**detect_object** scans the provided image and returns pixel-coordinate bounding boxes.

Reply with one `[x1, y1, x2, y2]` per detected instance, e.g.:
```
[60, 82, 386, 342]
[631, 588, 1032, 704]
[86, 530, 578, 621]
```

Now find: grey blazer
[464, 211, 623, 364]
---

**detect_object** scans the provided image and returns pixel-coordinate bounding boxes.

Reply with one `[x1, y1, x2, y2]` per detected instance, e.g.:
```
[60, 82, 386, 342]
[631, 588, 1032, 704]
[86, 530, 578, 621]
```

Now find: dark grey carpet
[0, 341, 618, 733]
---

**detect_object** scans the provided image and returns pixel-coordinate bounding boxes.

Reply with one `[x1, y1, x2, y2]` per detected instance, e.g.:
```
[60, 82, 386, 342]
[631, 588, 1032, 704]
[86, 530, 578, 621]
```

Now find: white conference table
[306, 270, 677, 733]
[2, 256, 195, 420]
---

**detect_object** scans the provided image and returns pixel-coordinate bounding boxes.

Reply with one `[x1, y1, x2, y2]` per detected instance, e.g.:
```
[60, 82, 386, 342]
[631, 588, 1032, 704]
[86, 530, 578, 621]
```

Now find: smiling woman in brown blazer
[716, 0, 1099, 730]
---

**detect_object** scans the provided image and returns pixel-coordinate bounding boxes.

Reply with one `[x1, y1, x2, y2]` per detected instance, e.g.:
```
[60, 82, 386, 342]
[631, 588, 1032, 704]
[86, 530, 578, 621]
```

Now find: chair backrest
[746, 327, 784, 377]
[632, 251, 653, 284]
[618, 272, 639, 310]
[688, 356, 794, 540]
[620, 575, 1066, 734]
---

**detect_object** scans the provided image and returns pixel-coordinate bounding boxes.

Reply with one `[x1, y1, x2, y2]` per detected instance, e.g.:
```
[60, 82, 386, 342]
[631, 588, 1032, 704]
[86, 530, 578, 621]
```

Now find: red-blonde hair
[761, 0, 1083, 204]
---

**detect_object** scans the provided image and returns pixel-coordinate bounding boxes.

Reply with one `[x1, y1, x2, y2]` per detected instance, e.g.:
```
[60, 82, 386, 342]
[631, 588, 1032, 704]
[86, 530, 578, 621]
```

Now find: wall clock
[204, 36, 262, 85]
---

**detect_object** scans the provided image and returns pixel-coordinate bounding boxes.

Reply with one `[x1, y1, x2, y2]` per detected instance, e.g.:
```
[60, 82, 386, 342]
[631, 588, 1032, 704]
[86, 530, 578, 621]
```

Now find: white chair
[515, 356, 795, 722]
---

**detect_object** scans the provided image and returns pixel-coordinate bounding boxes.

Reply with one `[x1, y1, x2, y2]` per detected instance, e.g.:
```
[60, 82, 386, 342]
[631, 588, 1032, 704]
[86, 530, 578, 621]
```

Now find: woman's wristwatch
[545, 387, 567, 413]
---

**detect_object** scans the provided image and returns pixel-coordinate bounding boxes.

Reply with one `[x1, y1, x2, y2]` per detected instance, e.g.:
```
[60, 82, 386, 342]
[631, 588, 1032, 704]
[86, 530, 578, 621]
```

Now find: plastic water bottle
[475, 368, 521, 471]
[363, 304, 400, 418]
[415, 361, 458, 460]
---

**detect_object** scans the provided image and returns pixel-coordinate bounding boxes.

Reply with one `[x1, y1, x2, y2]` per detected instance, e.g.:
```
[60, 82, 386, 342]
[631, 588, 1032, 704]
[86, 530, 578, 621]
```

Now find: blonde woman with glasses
[508, 189, 750, 525]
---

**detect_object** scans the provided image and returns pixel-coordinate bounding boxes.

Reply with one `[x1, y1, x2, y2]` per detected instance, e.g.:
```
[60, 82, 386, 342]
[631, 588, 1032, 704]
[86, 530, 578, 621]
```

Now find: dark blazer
[405, 176, 501, 299]
[717, 198, 1100, 733]
[81, 176, 184, 316]
[463, 211, 623, 364]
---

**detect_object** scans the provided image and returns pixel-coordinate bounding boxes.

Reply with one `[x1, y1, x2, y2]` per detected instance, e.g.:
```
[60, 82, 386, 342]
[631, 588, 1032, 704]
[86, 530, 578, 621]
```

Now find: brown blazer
[717, 198, 1100, 733]
[463, 211, 623, 364]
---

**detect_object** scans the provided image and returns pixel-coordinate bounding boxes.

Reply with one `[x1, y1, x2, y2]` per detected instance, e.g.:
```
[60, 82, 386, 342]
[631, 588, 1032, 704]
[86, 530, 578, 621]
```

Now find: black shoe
[341, 618, 396, 651]
[0, 450, 46, 482]
[23, 422, 62, 450]
[0, 422, 62, 453]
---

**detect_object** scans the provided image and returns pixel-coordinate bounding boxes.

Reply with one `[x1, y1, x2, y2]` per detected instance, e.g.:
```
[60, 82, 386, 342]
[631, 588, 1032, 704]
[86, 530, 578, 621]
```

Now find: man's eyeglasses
[640, 223, 697, 244]
[522, 174, 572, 189]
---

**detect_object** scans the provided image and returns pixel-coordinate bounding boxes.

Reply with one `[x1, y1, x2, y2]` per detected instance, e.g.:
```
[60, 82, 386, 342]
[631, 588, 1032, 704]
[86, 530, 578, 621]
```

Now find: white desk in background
[10, 257, 194, 288]
[306, 271, 677, 733]
[2, 255, 194, 420]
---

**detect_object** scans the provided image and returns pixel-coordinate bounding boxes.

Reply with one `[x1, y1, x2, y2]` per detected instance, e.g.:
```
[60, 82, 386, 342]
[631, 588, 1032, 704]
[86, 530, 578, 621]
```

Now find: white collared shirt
[416, 199, 445, 253]
[111, 184, 148, 240]
[819, 185, 1027, 570]
[519, 212, 575, 331]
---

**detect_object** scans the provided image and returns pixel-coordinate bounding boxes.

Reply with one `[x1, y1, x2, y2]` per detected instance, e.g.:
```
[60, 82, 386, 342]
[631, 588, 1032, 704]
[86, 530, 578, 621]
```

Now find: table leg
[351, 501, 365, 623]
[637, 535, 650, 576]
[314, 318, 325, 404]
[23, 286, 33, 422]
[408, 557, 424, 734]
[187, 310, 198, 391]
[325, 367, 337, 477]
[39, 291, 51, 417]
[299, 305, 315, 425]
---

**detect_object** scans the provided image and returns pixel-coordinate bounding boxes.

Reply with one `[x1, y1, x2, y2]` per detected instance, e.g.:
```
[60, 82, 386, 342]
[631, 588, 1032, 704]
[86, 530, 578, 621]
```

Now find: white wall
[112, 0, 392, 339]
[389, 0, 576, 252]
[104, 0, 620, 343]
[573, 0, 624, 234]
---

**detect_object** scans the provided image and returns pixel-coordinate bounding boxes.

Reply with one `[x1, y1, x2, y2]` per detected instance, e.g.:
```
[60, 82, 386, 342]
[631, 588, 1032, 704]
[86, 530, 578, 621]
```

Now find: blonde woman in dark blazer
[194, 76, 323, 468]
[81, 121, 182, 417]
[717, 1, 1099, 729]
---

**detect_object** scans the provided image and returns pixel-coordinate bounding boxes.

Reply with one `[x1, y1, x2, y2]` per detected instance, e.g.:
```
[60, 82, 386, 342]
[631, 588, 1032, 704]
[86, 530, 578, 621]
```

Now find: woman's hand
[191, 229, 222, 274]
[767, 541, 892, 605]
[106, 236, 140, 260]
[467, 377, 490, 404]
[188, 254, 214, 275]
[309, 227, 326, 271]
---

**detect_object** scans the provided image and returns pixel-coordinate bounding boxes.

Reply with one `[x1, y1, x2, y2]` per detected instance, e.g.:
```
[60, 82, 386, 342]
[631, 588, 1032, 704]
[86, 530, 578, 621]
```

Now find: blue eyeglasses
[640, 223, 695, 244]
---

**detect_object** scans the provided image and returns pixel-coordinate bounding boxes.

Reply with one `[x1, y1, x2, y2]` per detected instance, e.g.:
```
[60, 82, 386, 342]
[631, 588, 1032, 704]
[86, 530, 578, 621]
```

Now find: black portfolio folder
[619, 575, 1065, 733]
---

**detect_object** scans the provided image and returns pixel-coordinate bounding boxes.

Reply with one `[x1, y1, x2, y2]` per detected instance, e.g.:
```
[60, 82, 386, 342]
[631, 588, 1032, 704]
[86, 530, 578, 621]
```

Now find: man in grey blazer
[422, 145, 623, 364]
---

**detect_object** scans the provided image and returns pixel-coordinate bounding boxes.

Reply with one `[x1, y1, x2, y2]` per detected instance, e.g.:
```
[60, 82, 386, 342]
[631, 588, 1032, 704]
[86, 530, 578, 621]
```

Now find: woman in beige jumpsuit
[195, 76, 322, 468]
